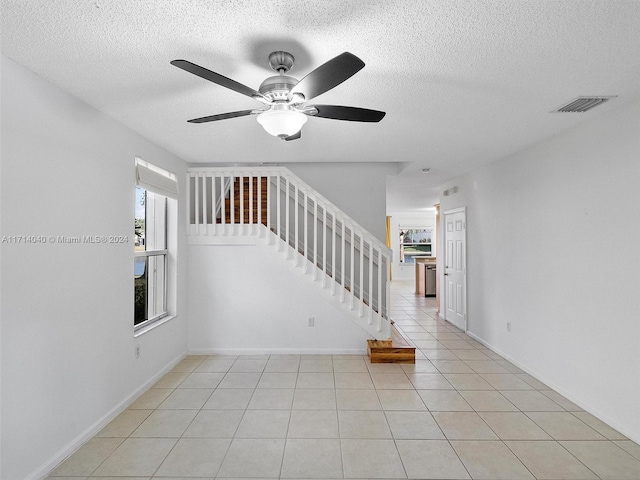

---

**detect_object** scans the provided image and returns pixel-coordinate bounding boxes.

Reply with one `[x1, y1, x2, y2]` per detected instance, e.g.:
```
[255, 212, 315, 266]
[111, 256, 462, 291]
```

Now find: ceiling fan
[170, 51, 385, 141]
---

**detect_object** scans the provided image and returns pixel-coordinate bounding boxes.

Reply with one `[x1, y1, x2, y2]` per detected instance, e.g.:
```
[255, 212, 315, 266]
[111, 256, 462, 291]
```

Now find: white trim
[442, 207, 467, 332]
[465, 330, 640, 445]
[31, 352, 186, 480]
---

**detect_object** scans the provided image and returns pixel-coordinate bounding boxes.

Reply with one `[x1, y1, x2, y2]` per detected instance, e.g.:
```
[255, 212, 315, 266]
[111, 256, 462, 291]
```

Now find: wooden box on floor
[367, 326, 415, 363]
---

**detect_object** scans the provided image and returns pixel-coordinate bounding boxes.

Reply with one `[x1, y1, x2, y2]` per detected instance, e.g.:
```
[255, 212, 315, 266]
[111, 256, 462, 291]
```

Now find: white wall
[0, 56, 189, 479]
[288, 162, 398, 243]
[439, 99, 640, 442]
[188, 238, 371, 354]
[387, 210, 437, 280]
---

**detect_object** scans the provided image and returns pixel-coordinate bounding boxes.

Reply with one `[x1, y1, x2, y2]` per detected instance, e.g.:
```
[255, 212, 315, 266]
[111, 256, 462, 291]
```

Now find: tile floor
[48, 280, 640, 479]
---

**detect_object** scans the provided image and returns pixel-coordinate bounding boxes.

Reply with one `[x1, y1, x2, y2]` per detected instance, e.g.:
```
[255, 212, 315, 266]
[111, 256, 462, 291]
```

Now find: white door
[444, 208, 466, 331]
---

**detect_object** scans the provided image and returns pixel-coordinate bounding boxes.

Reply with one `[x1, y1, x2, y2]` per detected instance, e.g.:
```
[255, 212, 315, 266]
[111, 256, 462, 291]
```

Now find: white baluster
[313, 198, 318, 280]
[340, 219, 345, 303]
[249, 174, 254, 234]
[257, 174, 262, 237]
[359, 233, 364, 318]
[303, 190, 308, 273]
[350, 227, 355, 310]
[368, 241, 373, 323]
[322, 205, 327, 287]
[285, 176, 290, 258]
[276, 174, 281, 250]
[195, 172, 200, 236]
[294, 183, 299, 266]
[331, 213, 336, 295]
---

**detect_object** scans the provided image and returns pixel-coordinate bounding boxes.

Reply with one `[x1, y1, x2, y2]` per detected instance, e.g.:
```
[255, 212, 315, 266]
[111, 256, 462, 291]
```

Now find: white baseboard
[464, 330, 639, 445]
[189, 348, 367, 356]
[31, 351, 187, 480]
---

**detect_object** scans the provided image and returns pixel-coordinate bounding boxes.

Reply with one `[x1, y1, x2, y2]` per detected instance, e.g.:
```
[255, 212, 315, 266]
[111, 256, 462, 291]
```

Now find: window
[134, 158, 178, 331]
[399, 228, 432, 264]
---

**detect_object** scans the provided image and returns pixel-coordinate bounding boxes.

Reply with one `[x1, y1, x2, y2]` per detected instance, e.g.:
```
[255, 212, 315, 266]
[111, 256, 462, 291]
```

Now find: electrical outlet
[308, 317, 315, 327]
[135, 344, 140, 358]
[506, 322, 512, 332]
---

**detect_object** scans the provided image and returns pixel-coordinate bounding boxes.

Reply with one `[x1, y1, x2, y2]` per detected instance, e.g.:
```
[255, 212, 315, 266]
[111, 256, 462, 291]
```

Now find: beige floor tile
[334, 372, 374, 389]
[396, 440, 470, 479]
[615, 440, 640, 461]
[217, 438, 285, 478]
[459, 390, 519, 412]
[153, 371, 189, 389]
[451, 440, 534, 479]
[445, 373, 494, 390]
[515, 373, 550, 390]
[257, 372, 298, 389]
[407, 373, 455, 390]
[92, 438, 177, 477]
[411, 340, 445, 350]
[450, 349, 492, 361]
[464, 360, 511, 374]
[202, 388, 253, 409]
[561, 440, 640, 480]
[572, 411, 627, 440]
[440, 340, 478, 350]
[432, 412, 499, 440]
[499, 390, 565, 411]
[422, 349, 461, 360]
[299, 356, 333, 372]
[385, 411, 445, 439]
[478, 412, 552, 440]
[97, 409, 152, 437]
[366, 363, 405, 373]
[296, 372, 335, 389]
[432, 360, 475, 374]
[480, 373, 534, 390]
[371, 373, 414, 389]
[494, 360, 526, 374]
[170, 356, 205, 373]
[341, 439, 406, 479]
[292, 388, 336, 410]
[401, 360, 438, 373]
[338, 410, 393, 438]
[128, 388, 172, 409]
[506, 440, 598, 479]
[194, 356, 236, 373]
[154, 438, 230, 477]
[377, 389, 427, 410]
[333, 358, 368, 372]
[418, 389, 473, 411]
[281, 438, 343, 478]
[540, 390, 584, 411]
[183, 409, 244, 438]
[526, 412, 605, 440]
[229, 358, 268, 373]
[235, 409, 290, 438]
[217, 372, 262, 389]
[157, 388, 213, 409]
[288, 410, 339, 438]
[177, 372, 225, 388]
[131, 409, 197, 437]
[336, 389, 382, 410]
[50, 437, 123, 476]
[264, 356, 300, 372]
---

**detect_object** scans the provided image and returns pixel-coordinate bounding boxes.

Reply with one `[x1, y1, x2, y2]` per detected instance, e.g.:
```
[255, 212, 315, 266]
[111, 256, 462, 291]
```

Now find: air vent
[553, 96, 616, 113]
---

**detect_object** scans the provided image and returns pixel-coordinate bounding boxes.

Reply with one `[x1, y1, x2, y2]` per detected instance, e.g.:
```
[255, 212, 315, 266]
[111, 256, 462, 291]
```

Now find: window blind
[135, 157, 178, 199]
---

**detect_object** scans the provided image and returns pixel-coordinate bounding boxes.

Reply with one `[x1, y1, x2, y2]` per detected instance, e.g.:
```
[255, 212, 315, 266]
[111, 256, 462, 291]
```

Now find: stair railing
[187, 166, 391, 337]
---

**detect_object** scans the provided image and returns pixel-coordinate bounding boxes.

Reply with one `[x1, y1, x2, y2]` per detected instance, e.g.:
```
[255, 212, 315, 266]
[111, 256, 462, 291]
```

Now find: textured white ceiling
[2, 0, 640, 211]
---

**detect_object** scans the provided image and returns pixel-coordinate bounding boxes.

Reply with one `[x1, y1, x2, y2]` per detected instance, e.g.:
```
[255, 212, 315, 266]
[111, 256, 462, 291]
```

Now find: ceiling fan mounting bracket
[268, 51, 295, 73]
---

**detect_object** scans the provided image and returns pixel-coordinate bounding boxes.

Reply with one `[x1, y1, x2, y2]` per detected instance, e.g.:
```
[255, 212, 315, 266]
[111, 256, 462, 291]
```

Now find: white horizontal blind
[135, 157, 178, 199]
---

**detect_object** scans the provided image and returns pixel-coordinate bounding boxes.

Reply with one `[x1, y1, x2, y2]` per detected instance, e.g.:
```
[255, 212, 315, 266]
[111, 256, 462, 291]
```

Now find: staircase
[187, 166, 401, 348]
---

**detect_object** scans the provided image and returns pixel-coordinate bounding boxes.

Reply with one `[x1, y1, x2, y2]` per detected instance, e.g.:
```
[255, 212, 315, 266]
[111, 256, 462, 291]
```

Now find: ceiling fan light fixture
[257, 105, 307, 138]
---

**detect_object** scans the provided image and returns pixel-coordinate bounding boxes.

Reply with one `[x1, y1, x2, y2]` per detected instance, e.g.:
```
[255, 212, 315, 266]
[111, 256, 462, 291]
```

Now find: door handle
[444, 273, 449, 276]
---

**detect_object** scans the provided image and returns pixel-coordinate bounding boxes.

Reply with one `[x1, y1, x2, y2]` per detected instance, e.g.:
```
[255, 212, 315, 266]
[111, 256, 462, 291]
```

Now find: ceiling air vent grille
[553, 96, 616, 113]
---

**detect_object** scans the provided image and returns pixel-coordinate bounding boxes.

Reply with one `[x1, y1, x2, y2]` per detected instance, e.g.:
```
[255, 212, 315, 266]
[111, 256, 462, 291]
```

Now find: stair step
[367, 324, 415, 364]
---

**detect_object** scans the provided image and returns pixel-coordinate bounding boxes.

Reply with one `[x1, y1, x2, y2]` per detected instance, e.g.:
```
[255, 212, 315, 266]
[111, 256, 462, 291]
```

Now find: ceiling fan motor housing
[259, 75, 299, 101]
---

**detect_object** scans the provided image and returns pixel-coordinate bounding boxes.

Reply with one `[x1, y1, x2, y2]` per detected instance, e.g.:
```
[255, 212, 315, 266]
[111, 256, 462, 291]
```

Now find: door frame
[442, 207, 467, 332]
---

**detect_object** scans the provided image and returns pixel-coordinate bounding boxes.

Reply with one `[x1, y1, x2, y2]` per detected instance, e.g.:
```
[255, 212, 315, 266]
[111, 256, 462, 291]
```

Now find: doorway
[443, 208, 467, 331]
